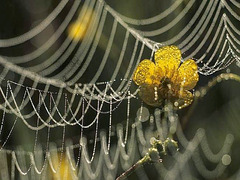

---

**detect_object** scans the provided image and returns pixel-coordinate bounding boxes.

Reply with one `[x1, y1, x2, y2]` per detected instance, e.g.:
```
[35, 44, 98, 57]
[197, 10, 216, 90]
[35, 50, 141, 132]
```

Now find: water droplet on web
[201, 89, 206, 95]
[226, 68, 231, 73]
[174, 101, 179, 107]
[222, 154, 231, 166]
[137, 107, 150, 122]
[195, 91, 200, 97]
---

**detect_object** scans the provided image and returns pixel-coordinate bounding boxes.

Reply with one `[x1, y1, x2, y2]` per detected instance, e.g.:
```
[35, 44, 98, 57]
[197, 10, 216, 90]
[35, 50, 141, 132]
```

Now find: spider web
[0, 0, 239, 179]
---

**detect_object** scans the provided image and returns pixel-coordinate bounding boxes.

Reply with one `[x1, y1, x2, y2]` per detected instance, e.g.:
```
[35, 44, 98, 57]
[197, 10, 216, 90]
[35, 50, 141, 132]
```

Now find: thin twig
[116, 158, 146, 180]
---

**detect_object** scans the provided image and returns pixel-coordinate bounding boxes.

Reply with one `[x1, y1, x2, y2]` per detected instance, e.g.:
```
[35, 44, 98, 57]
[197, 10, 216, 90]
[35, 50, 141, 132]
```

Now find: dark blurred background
[0, 0, 240, 179]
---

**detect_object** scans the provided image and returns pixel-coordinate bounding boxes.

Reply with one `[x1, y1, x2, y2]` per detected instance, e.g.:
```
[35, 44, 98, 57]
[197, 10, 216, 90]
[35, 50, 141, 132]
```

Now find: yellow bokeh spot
[68, 7, 95, 41]
[51, 153, 75, 180]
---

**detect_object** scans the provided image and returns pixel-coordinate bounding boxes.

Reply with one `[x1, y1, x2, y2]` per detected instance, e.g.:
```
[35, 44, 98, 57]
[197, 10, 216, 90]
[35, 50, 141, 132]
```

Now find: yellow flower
[133, 45, 199, 109]
[68, 7, 95, 41]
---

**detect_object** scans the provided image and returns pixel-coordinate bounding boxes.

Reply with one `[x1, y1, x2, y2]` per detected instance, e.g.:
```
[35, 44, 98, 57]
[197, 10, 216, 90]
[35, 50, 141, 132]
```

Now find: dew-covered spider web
[0, 0, 240, 179]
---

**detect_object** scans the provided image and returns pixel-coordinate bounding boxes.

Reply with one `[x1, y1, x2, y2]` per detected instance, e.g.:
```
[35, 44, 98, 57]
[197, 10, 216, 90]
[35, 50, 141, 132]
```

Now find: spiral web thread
[0, 0, 239, 179]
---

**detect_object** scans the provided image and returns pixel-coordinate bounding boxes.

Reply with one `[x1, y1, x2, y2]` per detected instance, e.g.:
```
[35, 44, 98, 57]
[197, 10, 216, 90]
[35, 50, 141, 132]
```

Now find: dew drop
[137, 107, 150, 122]
[222, 154, 231, 166]
[174, 101, 179, 107]
[226, 68, 231, 73]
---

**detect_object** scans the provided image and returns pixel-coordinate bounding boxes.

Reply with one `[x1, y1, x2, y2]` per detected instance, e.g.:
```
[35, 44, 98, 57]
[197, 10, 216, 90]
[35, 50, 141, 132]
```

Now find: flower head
[133, 45, 199, 109]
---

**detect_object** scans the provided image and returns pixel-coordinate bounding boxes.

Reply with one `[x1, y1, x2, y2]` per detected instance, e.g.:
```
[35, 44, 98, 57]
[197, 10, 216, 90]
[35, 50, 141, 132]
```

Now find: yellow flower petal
[154, 45, 181, 78]
[138, 84, 163, 107]
[173, 90, 193, 109]
[133, 59, 162, 86]
[175, 59, 199, 90]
